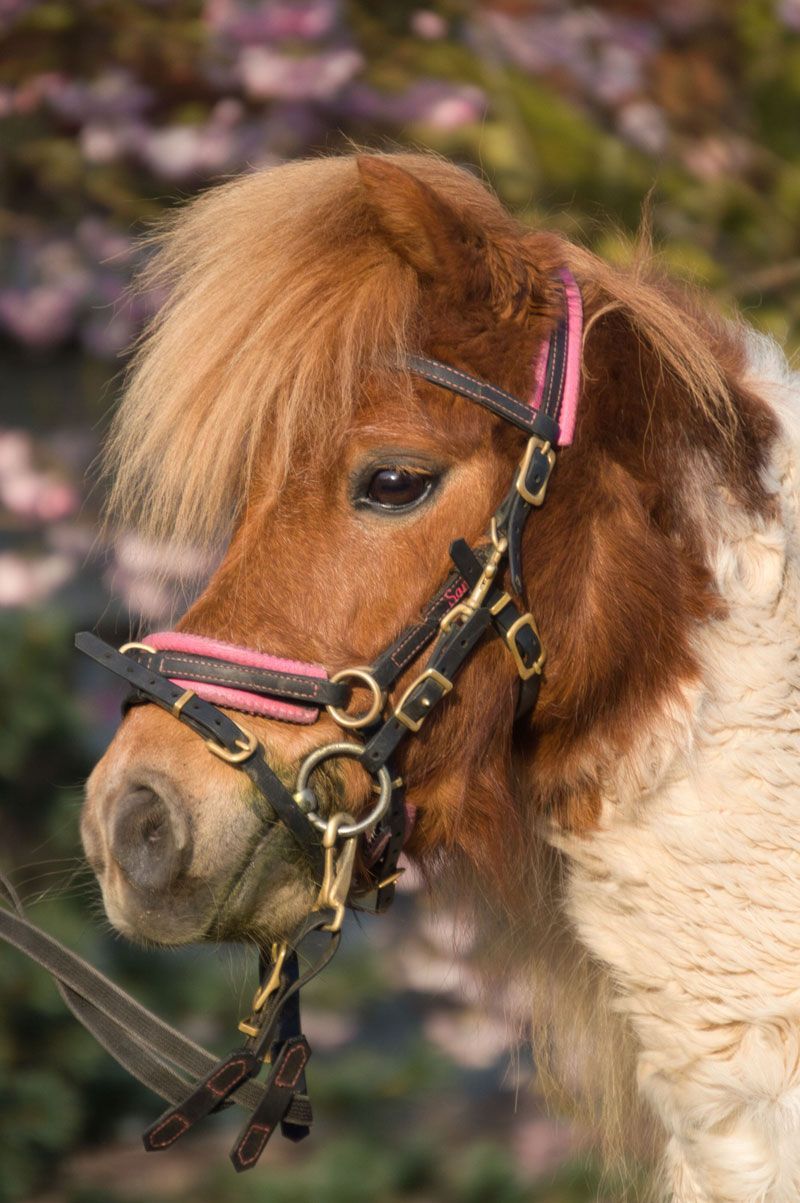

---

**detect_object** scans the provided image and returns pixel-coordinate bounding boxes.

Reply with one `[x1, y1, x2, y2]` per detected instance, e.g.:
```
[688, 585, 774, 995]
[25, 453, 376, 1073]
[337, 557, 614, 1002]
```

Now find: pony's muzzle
[107, 786, 191, 894]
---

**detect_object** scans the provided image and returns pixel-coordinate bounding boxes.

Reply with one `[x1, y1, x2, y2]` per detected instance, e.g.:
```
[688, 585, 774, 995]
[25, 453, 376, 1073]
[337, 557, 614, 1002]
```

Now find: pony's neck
[552, 327, 800, 1199]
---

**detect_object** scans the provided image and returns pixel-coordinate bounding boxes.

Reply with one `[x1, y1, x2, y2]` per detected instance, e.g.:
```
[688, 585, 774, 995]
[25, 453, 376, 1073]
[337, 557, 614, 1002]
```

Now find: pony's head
[81, 151, 776, 947]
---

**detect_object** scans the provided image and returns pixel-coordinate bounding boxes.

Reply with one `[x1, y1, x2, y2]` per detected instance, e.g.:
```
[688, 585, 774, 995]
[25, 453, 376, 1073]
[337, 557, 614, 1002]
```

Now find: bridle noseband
[63, 268, 583, 1169]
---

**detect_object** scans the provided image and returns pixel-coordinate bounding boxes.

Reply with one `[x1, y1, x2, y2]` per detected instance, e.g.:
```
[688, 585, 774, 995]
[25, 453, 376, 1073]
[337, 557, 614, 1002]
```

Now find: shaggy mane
[105, 151, 734, 550]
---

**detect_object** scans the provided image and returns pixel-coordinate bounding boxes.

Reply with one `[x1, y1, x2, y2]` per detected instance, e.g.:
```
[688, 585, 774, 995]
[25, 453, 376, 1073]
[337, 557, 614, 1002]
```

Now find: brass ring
[326, 667, 385, 730]
[119, 641, 157, 655]
[293, 742, 392, 838]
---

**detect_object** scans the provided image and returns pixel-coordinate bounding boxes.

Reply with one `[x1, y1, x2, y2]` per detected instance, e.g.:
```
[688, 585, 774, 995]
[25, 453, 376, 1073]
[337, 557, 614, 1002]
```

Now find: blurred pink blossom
[424, 1008, 511, 1069]
[80, 120, 136, 164]
[0, 552, 76, 607]
[659, 0, 719, 32]
[134, 100, 251, 179]
[76, 218, 136, 266]
[345, 80, 485, 130]
[411, 10, 447, 40]
[301, 1008, 358, 1049]
[0, 430, 79, 522]
[592, 43, 644, 105]
[480, 9, 658, 108]
[780, 0, 800, 29]
[108, 533, 213, 621]
[0, 0, 33, 31]
[113, 532, 213, 579]
[47, 68, 153, 123]
[512, 1116, 583, 1177]
[10, 72, 64, 114]
[206, 0, 337, 43]
[239, 46, 363, 100]
[682, 134, 753, 182]
[0, 285, 78, 348]
[617, 100, 668, 155]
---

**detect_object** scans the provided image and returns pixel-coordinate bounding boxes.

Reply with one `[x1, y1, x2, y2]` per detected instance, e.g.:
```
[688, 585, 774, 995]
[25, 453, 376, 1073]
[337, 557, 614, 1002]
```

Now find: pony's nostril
[109, 787, 190, 893]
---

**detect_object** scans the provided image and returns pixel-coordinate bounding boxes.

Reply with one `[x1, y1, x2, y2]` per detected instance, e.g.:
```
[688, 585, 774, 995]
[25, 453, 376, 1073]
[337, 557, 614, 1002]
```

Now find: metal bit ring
[294, 742, 392, 838]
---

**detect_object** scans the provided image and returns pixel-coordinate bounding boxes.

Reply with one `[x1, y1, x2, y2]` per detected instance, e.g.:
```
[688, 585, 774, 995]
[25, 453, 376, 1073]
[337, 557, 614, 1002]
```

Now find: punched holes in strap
[76, 633, 257, 754]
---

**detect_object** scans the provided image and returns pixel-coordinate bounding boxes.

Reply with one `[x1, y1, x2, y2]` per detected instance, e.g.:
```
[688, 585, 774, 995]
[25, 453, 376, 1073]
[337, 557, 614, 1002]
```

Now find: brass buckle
[505, 613, 545, 680]
[171, 688, 195, 717]
[393, 667, 452, 733]
[516, 436, 555, 506]
[326, 666, 386, 729]
[205, 722, 258, 764]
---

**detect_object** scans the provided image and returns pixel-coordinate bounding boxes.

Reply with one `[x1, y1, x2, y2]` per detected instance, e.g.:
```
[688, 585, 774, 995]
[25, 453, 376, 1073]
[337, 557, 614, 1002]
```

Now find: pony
[80, 150, 800, 1201]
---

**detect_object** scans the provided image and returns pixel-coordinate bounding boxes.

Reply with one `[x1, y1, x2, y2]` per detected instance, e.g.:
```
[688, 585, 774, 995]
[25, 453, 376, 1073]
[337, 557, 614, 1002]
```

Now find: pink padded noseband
[146, 631, 328, 725]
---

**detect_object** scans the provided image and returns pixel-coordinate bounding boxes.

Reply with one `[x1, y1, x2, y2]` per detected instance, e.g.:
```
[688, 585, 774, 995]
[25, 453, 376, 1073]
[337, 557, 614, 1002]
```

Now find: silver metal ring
[294, 742, 392, 838]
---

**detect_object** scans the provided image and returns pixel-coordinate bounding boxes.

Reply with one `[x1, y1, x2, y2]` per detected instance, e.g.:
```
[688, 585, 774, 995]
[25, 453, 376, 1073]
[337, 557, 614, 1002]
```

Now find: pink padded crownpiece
[146, 631, 328, 724]
[530, 266, 583, 446]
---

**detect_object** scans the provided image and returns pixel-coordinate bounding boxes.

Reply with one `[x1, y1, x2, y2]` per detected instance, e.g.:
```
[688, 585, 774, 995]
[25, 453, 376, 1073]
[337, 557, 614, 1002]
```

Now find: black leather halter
[56, 270, 580, 1170]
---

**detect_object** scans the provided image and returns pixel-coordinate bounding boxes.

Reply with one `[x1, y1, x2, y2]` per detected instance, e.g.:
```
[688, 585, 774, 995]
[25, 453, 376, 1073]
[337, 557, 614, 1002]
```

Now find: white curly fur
[552, 330, 800, 1201]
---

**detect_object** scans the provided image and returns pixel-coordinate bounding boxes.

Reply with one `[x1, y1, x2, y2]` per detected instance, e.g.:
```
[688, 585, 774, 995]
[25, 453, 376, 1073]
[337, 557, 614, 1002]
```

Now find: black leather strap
[371, 566, 473, 690]
[358, 773, 408, 913]
[362, 607, 493, 772]
[496, 441, 555, 596]
[270, 951, 310, 1142]
[447, 540, 542, 717]
[75, 634, 323, 874]
[230, 1036, 312, 1172]
[127, 648, 349, 709]
[404, 354, 541, 435]
[143, 1049, 263, 1152]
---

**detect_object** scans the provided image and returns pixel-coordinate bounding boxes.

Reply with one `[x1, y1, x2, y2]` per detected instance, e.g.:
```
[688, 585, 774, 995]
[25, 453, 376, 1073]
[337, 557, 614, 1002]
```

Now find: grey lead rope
[0, 871, 310, 1121]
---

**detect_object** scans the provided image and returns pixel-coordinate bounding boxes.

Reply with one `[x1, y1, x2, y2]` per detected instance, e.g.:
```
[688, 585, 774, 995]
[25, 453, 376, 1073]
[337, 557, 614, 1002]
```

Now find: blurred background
[2, 1, 799, 1200]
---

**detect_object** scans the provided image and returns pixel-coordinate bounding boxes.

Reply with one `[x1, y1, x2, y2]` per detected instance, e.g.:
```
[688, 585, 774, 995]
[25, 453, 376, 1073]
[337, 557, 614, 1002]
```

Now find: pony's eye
[364, 468, 434, 510]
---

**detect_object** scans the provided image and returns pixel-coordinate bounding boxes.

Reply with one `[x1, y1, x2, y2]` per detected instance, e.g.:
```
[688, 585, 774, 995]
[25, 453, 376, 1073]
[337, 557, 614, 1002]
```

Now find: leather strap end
[230, 1037, 312, 1172]
[142, 1049, 260, 1152]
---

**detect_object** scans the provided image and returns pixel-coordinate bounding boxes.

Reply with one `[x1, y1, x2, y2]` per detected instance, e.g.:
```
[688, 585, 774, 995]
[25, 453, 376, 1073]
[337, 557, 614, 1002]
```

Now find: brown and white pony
[81, 152, 800, 1202]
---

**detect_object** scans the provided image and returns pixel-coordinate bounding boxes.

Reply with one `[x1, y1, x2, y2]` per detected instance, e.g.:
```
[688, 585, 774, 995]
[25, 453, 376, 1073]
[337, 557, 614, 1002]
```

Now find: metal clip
[313, 813, 358, 933]
[238, 941, 288, 1037]
[440, 522, 509, 634]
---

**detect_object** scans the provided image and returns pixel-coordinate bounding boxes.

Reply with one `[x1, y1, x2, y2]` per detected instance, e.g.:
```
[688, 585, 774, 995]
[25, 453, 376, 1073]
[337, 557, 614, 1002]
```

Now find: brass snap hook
[314, 812, 358, 933]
